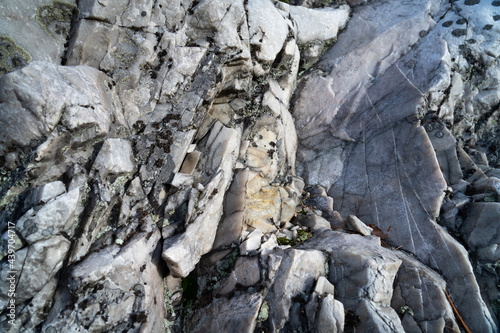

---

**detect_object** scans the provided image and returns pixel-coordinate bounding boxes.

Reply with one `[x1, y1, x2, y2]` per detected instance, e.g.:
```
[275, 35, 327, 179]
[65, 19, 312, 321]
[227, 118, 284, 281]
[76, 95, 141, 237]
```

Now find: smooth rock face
[293, 0, 499, 330]
[1, 0, 500, 331]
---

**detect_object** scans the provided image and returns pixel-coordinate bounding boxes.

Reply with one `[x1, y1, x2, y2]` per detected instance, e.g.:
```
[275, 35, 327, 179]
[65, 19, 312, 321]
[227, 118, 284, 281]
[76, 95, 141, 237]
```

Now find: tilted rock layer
[0, 0, 499, 332]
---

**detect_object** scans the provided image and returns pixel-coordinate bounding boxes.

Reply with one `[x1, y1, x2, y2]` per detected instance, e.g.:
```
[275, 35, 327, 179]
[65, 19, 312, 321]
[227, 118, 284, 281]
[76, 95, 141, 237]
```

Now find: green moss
[36, 0, 77, 37]
[257, 301, 269, 322]
[400, 305, 414, 316]
[216, 249, 239, 278]
[0, 35, 32, 75]
[277, 237, 292, 246]
[277, 230, 312, 246]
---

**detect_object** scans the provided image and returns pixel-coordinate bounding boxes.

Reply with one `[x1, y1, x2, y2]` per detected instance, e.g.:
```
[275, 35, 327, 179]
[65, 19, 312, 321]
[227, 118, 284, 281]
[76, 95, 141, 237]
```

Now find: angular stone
[240, 230, 263, 255]
[315, 294, 344, 333]
[162, 123, 240, 277]
[345, 215, 373, 236]
[277, 3, 350, 44]
[246, 0, 289, 63]
[16, 187, 80, 244]
[187, 293, 263, 333]
[43, 230, 164, 332]
[265, 249, 327, 331]
[24, 181, 67, 207]
[301, 214, 332, 231]
[17, 236, 70, 304]
[233, 256, 261, 287]
[314, 276, 335, 297]
[299, 230, 403, 332]
[0, 248, 27, 310]
[245, 186, 282, 233]
[213, 169, 248, 249]
[93, 138, 136, 178]
[391, 251, 459, 332]
[0, 61, 119, 188]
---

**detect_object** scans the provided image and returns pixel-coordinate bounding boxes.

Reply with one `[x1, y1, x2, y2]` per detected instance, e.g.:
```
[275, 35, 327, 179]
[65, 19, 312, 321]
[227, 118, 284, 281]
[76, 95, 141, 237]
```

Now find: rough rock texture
[1, 0, 500, 332]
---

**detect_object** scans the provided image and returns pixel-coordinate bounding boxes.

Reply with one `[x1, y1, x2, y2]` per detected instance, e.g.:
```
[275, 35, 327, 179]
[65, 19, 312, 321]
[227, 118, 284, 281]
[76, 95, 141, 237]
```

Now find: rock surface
[1, 0, 500, 332]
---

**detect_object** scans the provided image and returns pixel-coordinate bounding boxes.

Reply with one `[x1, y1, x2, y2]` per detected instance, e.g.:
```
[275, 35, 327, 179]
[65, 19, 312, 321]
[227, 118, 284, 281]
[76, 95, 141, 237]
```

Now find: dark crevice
[61, 0, 82, 65]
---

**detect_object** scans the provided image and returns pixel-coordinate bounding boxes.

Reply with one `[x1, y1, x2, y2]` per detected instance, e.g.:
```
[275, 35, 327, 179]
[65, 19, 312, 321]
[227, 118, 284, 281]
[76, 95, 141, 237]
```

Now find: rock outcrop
[1, 0, 499, 332]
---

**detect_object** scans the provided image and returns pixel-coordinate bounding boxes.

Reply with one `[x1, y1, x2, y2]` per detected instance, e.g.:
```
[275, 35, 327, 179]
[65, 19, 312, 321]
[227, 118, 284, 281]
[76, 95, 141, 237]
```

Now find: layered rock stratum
[1, 0, 499, 332]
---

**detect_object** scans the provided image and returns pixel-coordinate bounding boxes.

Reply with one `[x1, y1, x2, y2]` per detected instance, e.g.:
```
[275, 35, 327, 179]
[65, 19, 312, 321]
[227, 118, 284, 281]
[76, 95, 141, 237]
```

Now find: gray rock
[43, 230, 164, 332]
[240, 230, 263, 255]
[0, 236, 70, 309]
[24, 181, 67, 207]
[187, 293, 263, 333]
[0, 0, 76, 73]
[213, 169, 249, 249]
[16, 187, 80, 244]
[0, 61, 120, 191]
[300, 229, 403, 332]
[461, 203, 500, 262]
[2, 0, 500, 331]
[293, 0, 497, 329]
[301, 214, 332, 231]
[315, 294, 344, 333]
[313, 276, 335, 297]
[264, 248, 327, 331]
[92, 138, 136, 178]
[391, 251, 459, 332]
[345, 215, 373, 236]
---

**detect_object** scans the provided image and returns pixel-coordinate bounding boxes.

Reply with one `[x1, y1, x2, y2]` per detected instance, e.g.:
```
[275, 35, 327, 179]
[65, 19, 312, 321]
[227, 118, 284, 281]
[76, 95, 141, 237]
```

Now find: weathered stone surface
[213, 169, 248, 249]
[43, 230, 164, 332]
[391, 250, 460, 332]
[293, 0, 498, 330]
[300, 230, 405, 332]
[16, 187, 80, 244]
[461, 203, 500, 262]
[92, 138, 135, 178]
[162, 122, 240, 277]
[0, 0, 76, 73]
[2, 0, 500, 331]
[0, 236, 70, 308]
[246, 0, 289, 63]
[345, 215, 373, 236]
[315, 294, 344, 333]
[264, 249, 327, 331]
[187, 293, 263, 333]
